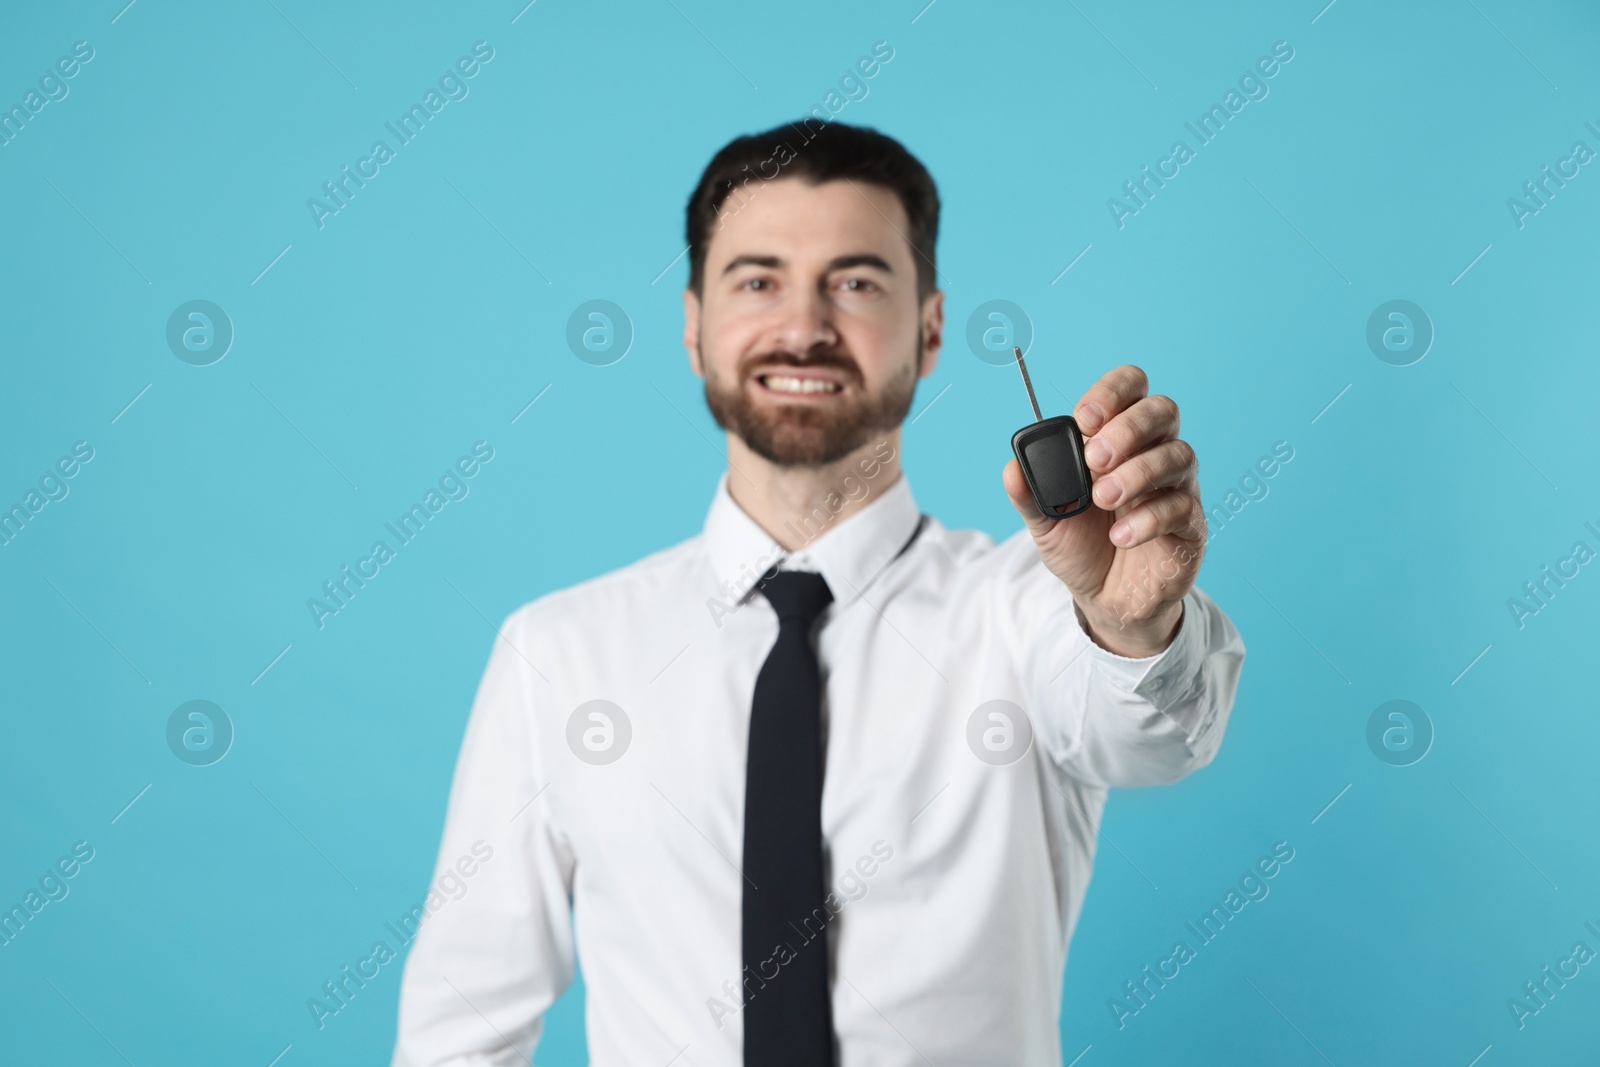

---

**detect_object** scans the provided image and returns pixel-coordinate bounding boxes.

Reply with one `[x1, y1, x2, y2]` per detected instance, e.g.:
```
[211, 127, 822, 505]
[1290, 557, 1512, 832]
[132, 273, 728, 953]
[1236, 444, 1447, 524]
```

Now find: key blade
[1013, 346, 1043, 423]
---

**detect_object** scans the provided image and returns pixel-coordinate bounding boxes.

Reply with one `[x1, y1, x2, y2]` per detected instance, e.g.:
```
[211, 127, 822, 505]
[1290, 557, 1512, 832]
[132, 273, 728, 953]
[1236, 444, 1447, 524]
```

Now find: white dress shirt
[391, 467, 1245, 1066]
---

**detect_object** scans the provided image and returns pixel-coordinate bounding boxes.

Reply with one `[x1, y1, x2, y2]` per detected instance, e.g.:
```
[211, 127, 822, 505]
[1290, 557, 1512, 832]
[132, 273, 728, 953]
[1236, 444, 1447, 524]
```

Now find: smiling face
[684, 177, 942, 468]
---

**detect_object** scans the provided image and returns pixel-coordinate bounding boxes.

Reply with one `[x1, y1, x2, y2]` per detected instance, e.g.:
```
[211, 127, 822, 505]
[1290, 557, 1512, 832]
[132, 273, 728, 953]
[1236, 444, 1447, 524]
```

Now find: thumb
[1002, 458, 1058, 538]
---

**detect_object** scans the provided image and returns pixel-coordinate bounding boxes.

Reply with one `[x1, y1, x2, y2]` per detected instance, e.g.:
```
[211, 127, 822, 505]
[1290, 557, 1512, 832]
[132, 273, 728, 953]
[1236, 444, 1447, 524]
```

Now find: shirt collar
[702, 466, 923, 614]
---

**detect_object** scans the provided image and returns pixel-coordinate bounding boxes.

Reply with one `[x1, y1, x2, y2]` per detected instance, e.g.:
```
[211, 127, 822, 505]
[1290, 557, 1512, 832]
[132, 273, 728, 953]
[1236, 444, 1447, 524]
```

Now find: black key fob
[1013, 415, 1092, 518]
[1009, 346, 1093, 519]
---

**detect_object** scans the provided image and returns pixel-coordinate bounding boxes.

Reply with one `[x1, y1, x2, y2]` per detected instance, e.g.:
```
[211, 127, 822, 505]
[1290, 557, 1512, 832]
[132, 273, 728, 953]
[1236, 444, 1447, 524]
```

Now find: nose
[770, 284, 839, 358]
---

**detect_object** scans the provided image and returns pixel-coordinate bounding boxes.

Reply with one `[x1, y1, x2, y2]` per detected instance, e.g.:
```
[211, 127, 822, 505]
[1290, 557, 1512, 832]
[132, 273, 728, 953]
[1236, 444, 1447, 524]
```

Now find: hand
[1001, 364, 1205, 657]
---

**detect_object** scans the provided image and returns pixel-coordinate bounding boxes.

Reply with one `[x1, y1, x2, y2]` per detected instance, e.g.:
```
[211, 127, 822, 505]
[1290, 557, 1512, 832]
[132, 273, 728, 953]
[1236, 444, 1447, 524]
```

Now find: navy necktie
[742, 568, 836, 1067]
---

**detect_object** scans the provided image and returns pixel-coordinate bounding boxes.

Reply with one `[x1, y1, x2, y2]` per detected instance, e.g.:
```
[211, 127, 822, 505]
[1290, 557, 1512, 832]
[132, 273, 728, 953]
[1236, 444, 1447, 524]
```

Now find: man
[392, 120, 1245, 1066]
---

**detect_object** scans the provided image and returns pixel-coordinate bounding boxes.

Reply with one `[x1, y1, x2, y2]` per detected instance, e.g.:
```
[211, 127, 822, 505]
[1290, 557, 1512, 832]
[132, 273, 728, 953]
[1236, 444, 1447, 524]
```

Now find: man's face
[684, 176, 942, 467]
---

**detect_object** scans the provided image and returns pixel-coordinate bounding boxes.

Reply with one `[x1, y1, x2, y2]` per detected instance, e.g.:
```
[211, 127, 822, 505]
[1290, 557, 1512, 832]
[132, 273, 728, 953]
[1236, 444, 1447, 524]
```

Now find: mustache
[740, 349, 861, 381]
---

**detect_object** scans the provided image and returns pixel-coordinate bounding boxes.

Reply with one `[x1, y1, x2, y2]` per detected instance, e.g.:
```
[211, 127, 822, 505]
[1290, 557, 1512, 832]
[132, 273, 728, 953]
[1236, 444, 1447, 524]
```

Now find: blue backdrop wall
[2, 1, 1598, 1064]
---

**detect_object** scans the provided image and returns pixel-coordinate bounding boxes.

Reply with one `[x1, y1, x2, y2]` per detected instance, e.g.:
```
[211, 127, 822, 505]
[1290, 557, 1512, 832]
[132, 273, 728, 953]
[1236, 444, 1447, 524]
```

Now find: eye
[740, 276, 773, 292]
[839, 277, 880, 293]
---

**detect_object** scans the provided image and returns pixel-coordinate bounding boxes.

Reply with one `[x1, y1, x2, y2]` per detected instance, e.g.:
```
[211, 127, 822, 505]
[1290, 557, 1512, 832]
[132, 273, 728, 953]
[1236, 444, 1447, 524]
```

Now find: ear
[683, 287, 704, 378]
[917, 288, 944, 379]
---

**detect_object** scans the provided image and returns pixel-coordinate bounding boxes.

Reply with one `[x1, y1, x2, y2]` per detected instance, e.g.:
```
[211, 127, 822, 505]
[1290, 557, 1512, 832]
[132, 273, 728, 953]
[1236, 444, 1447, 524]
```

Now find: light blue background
[3, 0, 1598, 1064]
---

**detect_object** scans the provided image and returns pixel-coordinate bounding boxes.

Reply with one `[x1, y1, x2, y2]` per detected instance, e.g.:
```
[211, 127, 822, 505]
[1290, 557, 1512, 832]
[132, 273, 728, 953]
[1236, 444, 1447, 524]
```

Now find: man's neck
[725, 431, 905, 552]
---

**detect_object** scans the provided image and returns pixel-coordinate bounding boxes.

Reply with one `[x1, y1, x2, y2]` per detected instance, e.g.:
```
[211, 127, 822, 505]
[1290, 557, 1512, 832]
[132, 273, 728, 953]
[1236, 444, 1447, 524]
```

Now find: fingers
[1082, 393, 1180, 473]
[1092, 437, 1197, 511]
[1074, 365, 1148, 435]
[1107, 487, 1207, 549]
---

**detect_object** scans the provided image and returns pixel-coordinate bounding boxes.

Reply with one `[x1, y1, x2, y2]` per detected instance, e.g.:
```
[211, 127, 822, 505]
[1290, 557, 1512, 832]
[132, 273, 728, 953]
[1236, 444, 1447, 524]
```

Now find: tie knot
[756, 569, 833, 626]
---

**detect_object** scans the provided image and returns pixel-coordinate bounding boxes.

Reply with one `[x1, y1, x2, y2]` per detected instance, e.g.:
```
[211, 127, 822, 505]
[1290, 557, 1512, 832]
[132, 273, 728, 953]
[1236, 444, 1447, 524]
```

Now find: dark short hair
[684, 119, 940, 300]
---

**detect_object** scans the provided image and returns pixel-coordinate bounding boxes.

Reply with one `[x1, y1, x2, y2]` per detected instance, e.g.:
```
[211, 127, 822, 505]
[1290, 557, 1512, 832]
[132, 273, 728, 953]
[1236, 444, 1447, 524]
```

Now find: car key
[1010, 345, 1094, 519]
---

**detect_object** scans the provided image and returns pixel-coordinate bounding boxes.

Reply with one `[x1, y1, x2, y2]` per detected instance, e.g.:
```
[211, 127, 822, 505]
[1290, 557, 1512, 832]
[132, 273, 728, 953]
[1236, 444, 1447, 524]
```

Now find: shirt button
[1147, 676, 1164, 692]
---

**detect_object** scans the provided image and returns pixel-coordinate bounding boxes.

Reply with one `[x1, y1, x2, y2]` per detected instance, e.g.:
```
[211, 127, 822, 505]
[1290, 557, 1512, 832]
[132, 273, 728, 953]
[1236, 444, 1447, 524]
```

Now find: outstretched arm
[999, 365, 1245, 787]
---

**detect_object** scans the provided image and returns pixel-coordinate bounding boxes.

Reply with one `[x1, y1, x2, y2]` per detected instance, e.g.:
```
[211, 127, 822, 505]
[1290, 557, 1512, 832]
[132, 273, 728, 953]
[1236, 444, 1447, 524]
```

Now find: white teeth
[762, 375, 840, 394]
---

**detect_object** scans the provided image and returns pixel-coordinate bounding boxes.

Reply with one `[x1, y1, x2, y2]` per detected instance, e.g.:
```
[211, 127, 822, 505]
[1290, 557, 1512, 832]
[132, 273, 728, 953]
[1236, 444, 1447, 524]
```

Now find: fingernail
[1110, 521, 1133, 545]
[1077, 401, 1106, 428]
[1093, 475, 1121, 507]
[1084, 439, 1110, 468]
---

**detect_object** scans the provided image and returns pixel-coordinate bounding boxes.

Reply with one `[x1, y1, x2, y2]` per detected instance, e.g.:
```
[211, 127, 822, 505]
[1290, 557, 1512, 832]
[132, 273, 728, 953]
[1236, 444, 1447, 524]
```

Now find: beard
[701, 326, 921, 468]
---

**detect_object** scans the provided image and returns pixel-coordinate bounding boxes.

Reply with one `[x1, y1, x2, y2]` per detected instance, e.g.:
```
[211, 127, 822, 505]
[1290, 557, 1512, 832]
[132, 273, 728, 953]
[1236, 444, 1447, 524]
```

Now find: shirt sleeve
[996, 528, 1247, 789]
[391, 607, 577, 1066]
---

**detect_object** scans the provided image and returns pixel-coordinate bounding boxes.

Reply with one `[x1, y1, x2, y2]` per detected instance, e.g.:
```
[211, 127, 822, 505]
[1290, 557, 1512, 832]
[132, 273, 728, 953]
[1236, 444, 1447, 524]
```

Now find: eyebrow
[721, 253, 895, 276]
